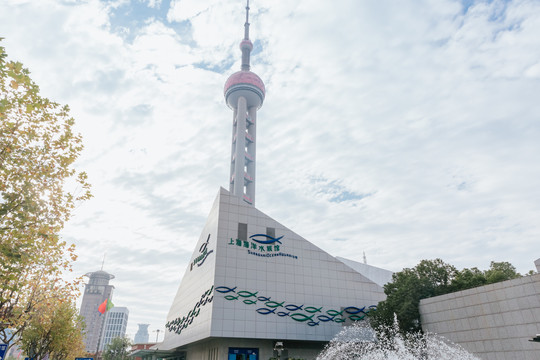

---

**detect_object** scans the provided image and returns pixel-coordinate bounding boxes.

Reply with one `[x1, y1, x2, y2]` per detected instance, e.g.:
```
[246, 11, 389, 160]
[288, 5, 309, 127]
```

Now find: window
[238, 223, 247, 241]
[266, 227, 275, 238]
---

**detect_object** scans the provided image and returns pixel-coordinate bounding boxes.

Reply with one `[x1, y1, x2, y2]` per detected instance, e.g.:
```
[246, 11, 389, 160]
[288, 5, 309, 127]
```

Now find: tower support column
[245, 106, 257, 204]
[231, 96, 248, 199]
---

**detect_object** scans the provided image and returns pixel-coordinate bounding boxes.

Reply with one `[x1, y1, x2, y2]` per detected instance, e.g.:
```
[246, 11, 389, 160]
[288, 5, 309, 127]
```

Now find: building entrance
[227, 348, 258, 360]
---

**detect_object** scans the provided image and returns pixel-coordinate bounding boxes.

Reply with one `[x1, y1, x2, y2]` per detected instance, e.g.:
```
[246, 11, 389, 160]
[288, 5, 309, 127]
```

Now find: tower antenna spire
[240, 0, 252, 71]
[244, 0, 250, 39]
[101, 252, 106, 270]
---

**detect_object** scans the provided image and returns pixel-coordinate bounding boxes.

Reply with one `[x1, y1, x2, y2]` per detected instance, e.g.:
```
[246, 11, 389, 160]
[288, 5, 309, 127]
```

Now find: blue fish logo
[344, 306, 366, 315]
[317, 315, 335, 322]
[285, 304, 303, 311]
[215, 286, 237, 293]
[249, 234, 283, 244]
[256, 308, 276, 315]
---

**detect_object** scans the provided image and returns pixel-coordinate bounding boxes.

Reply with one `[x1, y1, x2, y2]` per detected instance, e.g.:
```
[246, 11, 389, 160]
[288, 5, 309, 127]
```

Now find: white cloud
[167, 0, 212, 22]
[2, 0, 540, 340]
[144, 0, 162, 9]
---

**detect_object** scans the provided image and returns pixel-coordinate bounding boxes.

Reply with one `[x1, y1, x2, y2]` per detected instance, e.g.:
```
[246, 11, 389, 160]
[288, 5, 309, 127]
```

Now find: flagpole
[94, 306, 108, 360]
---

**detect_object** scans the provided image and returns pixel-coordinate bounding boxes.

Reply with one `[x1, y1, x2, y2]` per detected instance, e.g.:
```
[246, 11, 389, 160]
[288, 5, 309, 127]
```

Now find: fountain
[317, 319, 480, 360]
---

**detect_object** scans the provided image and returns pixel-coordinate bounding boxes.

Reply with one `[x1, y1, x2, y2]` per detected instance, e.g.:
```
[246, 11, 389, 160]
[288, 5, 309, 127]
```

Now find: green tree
[449, 267, 487, 292]
[20, 300, 86, 360]
[484, 261, 521, 284]
[103, 337, 132, 360]
[0, 41, 91, 347]
[371, 259, 523, 335]
[449, 262, 521, 292]
[371, 259, 457, 333]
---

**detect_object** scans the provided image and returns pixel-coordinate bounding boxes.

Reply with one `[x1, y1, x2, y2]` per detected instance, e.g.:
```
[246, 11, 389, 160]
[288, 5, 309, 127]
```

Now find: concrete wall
[420, 273, 540, 360]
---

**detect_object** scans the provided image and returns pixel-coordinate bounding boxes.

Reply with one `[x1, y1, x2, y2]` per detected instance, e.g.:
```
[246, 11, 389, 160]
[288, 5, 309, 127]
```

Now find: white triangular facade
[161, 188, 385, 351]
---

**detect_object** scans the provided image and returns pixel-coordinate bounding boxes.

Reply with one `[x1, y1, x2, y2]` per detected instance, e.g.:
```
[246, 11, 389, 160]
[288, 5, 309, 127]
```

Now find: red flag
[98, 298, 115, 314]
[98, 299, 108, 314]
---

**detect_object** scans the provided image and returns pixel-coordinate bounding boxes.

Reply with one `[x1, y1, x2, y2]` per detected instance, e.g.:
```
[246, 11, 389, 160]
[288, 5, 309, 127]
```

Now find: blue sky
[1, 0, 540, 340]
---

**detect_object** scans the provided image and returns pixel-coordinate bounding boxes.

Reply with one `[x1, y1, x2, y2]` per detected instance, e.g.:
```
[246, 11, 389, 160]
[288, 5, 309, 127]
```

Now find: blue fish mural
[249, 234, 284, 244]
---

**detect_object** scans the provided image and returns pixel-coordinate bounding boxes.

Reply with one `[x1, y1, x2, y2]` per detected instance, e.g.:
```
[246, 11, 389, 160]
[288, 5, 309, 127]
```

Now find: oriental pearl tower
[224, 0, 265, 206]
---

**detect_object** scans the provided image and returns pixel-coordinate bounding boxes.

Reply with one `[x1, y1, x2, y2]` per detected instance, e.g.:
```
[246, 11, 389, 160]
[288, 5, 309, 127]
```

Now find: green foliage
[0, 40, 91, 348]
[20, 300, 86, 360]
[102, 337, 132, 360]
[449, 267, 487, 291]
[371, 259, 457, 333]
[449, 261, 521, 293]
[484, 261, 521, 284]
[371, 259, 522, 334]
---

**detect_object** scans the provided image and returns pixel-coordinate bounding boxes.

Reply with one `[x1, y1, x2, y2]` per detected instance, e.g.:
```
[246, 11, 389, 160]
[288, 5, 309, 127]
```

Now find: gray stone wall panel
[420, 273, 540, 360]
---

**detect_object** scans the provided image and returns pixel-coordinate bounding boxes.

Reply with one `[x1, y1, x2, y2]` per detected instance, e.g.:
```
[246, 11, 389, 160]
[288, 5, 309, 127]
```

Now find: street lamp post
[152, 329, 161, 343]
[273, 342, 284, 360]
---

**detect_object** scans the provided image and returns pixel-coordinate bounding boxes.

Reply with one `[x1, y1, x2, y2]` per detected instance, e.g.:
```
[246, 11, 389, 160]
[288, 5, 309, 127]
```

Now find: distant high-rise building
[100, 307, 129, 351]
[79, 270, 115, 353]
[134, 324, 150, 344]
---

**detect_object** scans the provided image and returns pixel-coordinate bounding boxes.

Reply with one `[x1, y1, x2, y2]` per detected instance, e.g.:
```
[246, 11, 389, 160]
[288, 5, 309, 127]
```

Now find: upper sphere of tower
[240, 39, 253, 51]
[224, 70, 265, 109]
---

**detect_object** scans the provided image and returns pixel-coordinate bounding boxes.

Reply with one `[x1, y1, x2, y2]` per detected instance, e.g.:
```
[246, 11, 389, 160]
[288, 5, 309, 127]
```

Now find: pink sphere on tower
[224, 69, 265, 110]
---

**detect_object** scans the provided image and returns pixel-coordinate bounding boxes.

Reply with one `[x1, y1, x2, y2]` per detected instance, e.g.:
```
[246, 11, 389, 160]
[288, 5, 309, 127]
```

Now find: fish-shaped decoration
[249, 234, 284, 244]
